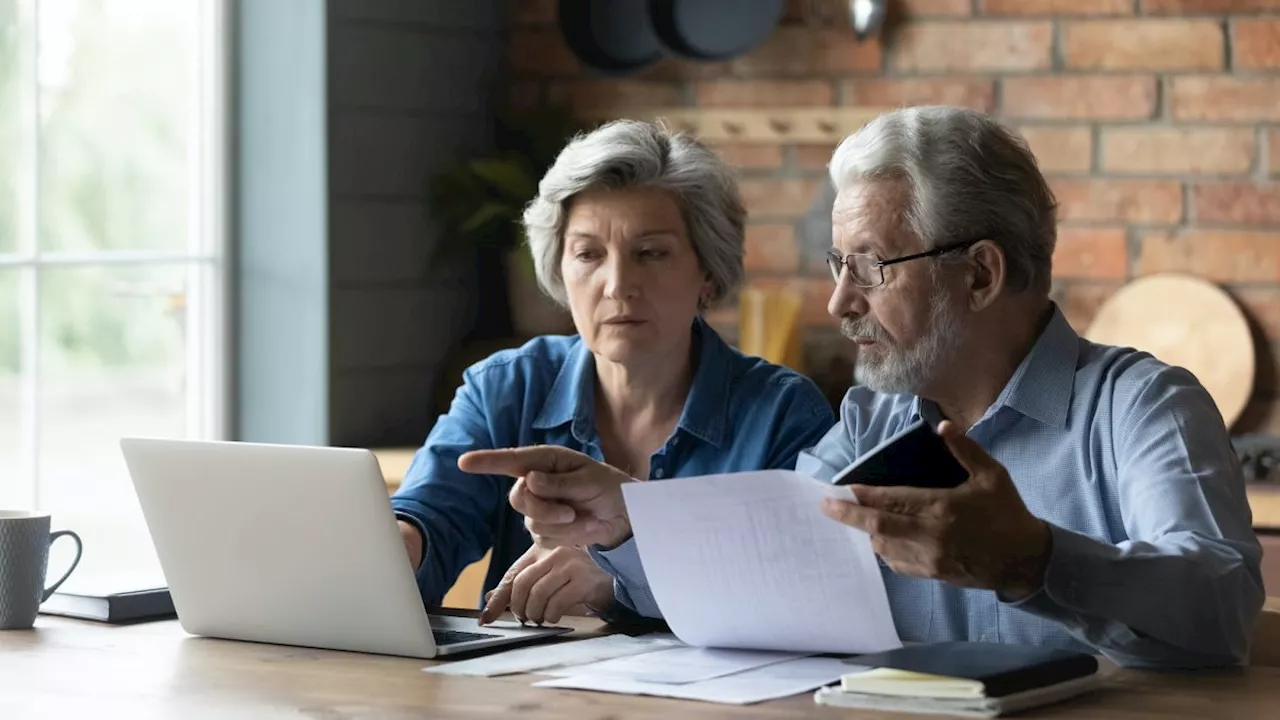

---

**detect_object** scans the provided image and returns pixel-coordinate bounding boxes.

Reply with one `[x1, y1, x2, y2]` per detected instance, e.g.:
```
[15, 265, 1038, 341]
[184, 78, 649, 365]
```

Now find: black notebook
[841, 641, 1099, 699]
[39, 586, 176, 624]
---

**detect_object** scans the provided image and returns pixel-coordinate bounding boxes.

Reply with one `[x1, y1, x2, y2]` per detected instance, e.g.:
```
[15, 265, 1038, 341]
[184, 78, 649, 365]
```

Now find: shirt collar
[531, 317, 733, 448]
[992, 303, 1080, 429]
[912, 303, 1078, 429]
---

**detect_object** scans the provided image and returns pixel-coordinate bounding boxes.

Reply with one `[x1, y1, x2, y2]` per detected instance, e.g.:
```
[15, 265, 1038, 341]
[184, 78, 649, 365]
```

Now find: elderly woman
[390, 120, 834, 625]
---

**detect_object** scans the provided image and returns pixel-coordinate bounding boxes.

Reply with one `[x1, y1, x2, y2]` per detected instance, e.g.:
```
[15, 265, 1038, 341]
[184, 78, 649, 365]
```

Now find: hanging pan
[558, 0, 664, 75]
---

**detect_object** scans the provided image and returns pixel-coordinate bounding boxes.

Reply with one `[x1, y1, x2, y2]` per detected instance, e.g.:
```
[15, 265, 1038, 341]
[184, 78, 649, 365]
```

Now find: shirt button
[653, 468, 665, 479]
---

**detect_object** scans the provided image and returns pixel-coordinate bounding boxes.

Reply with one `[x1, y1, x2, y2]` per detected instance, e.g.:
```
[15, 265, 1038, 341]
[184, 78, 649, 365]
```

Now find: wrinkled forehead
[831, 180, 921, 256]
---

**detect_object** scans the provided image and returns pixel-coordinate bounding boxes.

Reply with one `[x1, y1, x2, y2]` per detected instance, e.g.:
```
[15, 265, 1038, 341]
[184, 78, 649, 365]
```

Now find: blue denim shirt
[389, 318, 835, 609]
[796, 306, 1264, 669]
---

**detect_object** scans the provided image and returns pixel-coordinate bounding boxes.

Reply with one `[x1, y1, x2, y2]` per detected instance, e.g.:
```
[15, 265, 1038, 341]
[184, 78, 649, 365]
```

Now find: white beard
[843, 282, 966, 394]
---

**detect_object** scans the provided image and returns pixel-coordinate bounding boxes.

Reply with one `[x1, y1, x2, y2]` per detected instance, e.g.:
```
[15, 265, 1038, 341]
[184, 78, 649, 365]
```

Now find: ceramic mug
[0, 511, 82, 629]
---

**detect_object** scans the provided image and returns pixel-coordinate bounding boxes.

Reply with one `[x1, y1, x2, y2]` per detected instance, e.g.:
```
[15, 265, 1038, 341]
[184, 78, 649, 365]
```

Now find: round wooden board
[1084, 274, 1254, 429]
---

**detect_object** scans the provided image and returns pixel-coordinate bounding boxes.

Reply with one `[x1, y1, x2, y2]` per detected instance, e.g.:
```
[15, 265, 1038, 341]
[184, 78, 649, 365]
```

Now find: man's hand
[821, 420, 1052, 600]
[397, 520, 424, 570]
[458, 445, 635, 549]
[479, 543, 615, 626]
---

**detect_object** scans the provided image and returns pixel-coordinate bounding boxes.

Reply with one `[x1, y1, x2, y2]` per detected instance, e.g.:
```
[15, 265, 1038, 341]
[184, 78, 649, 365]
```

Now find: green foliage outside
[0, 0, 192, 375]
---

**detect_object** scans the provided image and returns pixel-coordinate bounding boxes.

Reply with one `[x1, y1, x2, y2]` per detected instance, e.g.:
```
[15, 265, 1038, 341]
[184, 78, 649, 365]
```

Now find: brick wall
[506, 0, 1280, 428]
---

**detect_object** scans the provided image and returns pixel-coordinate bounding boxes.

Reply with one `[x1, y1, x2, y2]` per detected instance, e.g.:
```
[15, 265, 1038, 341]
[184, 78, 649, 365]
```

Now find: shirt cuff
[588, 537, 663, 618]
[393, 511, 429, 571]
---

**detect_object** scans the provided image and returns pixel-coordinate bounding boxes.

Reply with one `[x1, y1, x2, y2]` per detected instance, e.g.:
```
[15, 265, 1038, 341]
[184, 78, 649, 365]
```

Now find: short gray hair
[522, 119, 745, 309]
[828, 106, 1057, 295]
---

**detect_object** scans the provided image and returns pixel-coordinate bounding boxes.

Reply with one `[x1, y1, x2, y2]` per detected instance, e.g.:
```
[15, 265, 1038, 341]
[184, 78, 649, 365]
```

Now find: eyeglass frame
[825, 237, 985, 288]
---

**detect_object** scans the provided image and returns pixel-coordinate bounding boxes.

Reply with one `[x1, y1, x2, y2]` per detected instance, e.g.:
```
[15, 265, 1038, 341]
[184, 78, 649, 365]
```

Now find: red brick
[1235, 19, 1280, 70]
[510, 0, 556, 25]
[546, 81, 683, 115]
[1193, 183, 1280, 227]
[740, 179, 824, 218]
[888, 22, 1053, 72]
[1017, 127, 1094, 174]
[1142, 0, 1280, 11]
[795, 144, 838, 171]
[1051, 179, 1184, 224]
[508, 29, 580, 76]
[899, 0, 974, 15]
[636, 58, 732, 82]
[1051, 281, 1122, 334]
[1102, 128, 1255, 175]
[1053, 227, 1129, 280]
[744, 224, 801, 273]
[1135, 230, 1280, 283]
[842, 78, 995, 112]
[982, 0, 1133, 14]
[1270, 130, 1280, 177]
[731, 28, 882, 76]
[708, 143, 784, 170]
[695, 80, 833, 108]
[1169, 77, 1280, 122]
[1063, 20, 1224, 71]
[1002, 76, 1157, 120]
[1232, 288, 1280, 341]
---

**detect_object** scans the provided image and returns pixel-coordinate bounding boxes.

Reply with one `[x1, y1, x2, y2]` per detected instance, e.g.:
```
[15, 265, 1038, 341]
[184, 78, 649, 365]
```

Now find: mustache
[840, 316, 891, 343]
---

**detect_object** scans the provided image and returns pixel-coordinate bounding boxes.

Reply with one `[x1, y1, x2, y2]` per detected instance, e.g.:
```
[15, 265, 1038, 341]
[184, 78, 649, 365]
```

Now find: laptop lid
[120, 438, 442, 658]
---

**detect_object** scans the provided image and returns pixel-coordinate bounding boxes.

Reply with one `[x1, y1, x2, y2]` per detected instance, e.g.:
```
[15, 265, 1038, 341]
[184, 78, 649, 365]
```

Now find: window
[0, 0, 227, 588]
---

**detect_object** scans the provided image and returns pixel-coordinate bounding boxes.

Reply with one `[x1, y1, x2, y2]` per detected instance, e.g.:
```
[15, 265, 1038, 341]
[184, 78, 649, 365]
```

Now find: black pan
[558, 0, 664, 75]
[649, 0, 787, 61]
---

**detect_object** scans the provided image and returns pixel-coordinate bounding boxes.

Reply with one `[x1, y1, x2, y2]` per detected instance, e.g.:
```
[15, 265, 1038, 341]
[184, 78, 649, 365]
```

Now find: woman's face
[560, 186, 713, 366]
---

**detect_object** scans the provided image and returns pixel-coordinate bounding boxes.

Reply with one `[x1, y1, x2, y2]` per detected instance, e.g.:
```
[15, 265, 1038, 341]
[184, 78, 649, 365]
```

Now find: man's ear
[966, 240, 1005, 311]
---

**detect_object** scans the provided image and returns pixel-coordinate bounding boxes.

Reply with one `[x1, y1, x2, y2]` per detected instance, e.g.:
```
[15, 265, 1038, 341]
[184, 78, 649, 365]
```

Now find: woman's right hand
[479, 543, 614, 626]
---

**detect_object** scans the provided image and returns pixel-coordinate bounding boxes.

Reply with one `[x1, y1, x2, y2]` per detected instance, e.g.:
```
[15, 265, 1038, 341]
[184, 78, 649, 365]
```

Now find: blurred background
[1, 0, 1278, 598]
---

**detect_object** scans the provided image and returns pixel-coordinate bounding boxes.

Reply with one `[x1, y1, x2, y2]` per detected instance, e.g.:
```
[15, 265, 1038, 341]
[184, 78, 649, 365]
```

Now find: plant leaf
[459, 201, 515, 234]
[468, 158, 537, 200]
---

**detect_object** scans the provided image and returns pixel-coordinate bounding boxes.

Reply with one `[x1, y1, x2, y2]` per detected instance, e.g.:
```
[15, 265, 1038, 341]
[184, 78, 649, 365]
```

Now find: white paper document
[534, 656, 850, 705]
[423, 633, 680, 677]
[539, 645, 807, 684]
[621, 469, 902, 654]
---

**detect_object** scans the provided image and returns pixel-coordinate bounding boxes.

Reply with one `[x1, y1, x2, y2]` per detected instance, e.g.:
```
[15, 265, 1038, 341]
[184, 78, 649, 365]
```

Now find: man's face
[827, 180, 968, 394]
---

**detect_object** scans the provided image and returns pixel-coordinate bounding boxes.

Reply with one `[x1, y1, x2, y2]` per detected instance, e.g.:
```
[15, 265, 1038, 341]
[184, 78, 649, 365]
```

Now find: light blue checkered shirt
[594, 305, 1265, 668]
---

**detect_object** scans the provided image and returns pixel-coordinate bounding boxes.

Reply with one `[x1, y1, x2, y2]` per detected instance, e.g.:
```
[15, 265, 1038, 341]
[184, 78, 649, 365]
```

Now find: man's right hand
[397, 520, 424, 570]
[458, 445, 635, 549]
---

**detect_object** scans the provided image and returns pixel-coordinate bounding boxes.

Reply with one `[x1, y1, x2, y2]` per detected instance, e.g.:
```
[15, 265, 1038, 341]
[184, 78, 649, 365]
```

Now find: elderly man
[462, 106, 1264, 669]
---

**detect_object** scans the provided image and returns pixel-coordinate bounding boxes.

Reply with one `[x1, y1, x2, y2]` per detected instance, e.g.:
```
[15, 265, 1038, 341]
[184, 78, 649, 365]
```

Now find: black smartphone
[831, 419, 969, 489]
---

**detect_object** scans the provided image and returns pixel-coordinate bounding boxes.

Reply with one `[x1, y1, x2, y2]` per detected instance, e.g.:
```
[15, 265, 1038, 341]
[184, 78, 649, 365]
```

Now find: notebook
[39, 586, 176, 624]
[814, 642, 1102, 718]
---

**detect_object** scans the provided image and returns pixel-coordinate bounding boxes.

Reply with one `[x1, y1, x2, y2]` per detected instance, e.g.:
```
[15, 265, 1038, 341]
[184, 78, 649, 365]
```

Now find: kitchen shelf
[588, 106, 890, 144]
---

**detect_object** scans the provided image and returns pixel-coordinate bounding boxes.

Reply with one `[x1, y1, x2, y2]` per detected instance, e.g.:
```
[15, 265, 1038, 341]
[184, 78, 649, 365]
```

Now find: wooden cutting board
[1084, 274, 1255, 429]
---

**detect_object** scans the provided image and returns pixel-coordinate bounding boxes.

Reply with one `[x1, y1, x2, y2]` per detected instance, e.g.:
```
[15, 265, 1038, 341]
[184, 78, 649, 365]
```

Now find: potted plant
[427, 103, 585, 338]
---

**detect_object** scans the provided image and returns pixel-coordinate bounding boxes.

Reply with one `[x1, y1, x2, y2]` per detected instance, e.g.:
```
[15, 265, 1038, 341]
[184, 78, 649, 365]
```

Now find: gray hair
[522, 119, 745, 309]
[828, 106, 1057, 295]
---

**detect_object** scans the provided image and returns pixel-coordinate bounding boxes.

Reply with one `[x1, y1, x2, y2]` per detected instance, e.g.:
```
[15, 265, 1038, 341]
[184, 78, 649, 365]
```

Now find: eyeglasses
[825, 238, 983, 288]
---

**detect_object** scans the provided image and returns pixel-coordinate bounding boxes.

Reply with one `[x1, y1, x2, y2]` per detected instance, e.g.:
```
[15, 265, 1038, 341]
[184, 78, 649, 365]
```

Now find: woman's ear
[966, 240, 1005, 311]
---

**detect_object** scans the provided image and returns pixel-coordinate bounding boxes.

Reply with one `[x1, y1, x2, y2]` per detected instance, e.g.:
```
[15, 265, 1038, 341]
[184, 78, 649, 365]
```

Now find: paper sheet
[539, 645, 807, 684]
[534, 656, 851, 705]
[621, 469, 902, 654]
[423, 633, 680, 677]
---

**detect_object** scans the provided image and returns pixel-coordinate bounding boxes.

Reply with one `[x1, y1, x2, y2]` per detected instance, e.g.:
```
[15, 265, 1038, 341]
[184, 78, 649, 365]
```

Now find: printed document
[621, 469, 902, 654]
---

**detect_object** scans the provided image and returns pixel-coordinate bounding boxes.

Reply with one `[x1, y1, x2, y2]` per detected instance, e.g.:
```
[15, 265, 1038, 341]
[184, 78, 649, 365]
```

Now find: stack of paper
[533, 645, 852, 705]
[423, 634, 681, 677]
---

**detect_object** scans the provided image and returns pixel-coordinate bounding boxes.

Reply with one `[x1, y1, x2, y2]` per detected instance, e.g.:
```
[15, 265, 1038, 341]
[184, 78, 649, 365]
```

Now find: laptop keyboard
[433, 629, 501, 646]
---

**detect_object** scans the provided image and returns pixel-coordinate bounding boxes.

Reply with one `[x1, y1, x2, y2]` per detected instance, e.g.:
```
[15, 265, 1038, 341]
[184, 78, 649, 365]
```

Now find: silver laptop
[119, 437, 571, 658]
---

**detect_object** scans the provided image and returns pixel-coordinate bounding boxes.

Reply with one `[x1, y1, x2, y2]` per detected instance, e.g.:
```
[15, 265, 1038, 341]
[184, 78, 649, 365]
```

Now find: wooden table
[3, 616, 1279, 719]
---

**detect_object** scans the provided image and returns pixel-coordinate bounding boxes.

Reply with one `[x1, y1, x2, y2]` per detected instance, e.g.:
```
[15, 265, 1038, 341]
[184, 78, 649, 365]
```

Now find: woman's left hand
[479, 544, 615, 626]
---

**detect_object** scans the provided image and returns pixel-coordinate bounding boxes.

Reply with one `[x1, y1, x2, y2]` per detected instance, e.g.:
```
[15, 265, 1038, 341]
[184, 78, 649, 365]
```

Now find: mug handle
[42, 530, 84, 602]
